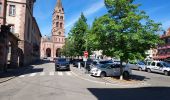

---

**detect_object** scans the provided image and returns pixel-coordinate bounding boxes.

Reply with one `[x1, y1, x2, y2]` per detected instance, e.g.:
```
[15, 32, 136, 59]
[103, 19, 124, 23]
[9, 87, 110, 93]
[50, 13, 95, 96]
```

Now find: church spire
[56, 0, 63, 8]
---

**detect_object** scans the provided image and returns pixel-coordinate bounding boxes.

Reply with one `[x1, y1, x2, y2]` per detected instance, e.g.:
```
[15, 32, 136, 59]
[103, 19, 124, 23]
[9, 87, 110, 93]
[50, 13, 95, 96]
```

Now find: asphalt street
[0, 60, 170, 100]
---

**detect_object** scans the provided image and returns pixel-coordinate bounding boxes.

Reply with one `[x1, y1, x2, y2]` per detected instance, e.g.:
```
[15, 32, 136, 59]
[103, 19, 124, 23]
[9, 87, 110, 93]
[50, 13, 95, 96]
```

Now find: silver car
[90, 63, 132, 78]
[127, 61, 146, 71]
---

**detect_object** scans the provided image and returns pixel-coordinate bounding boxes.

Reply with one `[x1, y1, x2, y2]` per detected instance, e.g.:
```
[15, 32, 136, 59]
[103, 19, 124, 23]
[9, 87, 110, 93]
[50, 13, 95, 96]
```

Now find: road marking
[40, 72, 45, 76]
[66, 72, 71, 76]
[49, 72, 55, 76]
[58, 72, 63, 76]
[19, 75, 25, 78]
[29, 73, 37, 77]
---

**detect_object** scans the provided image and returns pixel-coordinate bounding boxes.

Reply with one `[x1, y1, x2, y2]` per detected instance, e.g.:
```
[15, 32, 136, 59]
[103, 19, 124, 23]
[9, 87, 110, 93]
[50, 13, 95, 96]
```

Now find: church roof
[56, 0, 63, 8]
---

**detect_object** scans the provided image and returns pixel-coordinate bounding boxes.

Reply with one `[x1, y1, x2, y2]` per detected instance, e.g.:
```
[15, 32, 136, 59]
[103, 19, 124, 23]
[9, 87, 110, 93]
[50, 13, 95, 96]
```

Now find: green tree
[61, 36, 76, 57]
[91, 0, 162, 79]
[69, 13, 88, 57]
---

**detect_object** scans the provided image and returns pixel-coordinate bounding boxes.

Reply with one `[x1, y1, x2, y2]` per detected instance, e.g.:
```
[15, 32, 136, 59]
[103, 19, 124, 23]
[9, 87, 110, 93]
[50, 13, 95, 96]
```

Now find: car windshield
[98, 64, 109, 68]
[58, 59, 66, 62]
[99, 60, 113, 64]
[162, 62, 170, 67]
[138, 62, 145, 65]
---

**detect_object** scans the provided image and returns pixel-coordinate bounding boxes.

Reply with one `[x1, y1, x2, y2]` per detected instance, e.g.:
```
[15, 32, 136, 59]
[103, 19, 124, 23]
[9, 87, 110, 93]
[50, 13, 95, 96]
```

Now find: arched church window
[60, 16, 63, 20]
[57, 15, 59, 20]
[58, 32, 61, 35]
[60, 23, 62, 28]
[56, 22, 59, 27]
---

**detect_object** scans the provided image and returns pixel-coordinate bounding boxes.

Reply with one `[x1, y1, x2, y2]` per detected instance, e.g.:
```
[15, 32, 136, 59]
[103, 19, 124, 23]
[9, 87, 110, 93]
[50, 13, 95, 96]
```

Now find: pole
[84, 29, 88, 74]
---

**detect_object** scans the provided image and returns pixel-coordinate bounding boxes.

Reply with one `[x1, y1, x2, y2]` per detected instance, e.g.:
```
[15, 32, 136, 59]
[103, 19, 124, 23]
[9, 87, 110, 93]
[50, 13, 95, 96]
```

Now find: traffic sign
[84, 51, 88, 57]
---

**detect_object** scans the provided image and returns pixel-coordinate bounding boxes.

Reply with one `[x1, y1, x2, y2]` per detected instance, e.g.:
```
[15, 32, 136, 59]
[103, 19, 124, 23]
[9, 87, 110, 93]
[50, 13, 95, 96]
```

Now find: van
[146, 61, 170, 76]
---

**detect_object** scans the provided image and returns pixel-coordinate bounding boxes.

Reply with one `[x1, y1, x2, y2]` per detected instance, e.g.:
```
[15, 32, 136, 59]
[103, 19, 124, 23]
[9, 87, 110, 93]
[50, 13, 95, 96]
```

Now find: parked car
[90, 63, 132, 78]
[55, 58, 70, 71]
[146, 61, 170, 76]
[90, 60, 113, 70]
[127, 61, 146, 71]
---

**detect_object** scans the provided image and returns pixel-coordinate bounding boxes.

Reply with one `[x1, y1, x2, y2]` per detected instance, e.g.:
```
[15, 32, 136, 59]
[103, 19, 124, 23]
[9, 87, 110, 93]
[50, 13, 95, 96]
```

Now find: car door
[105, 65, 114, 76]
[150, 62, 156, 72]
[152, 62, 161, 73]
[111, 65, 121, 76]
[156, 63, 164, 73]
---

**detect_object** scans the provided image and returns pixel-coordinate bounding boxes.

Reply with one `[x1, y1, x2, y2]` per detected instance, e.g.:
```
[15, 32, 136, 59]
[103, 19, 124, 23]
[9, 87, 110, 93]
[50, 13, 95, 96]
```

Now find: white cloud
[65, 0, 105, 29]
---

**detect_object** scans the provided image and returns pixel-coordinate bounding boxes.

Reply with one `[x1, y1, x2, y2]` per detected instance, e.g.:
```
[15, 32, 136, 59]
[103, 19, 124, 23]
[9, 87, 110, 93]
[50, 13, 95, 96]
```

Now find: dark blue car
[55, 58, 70, 71]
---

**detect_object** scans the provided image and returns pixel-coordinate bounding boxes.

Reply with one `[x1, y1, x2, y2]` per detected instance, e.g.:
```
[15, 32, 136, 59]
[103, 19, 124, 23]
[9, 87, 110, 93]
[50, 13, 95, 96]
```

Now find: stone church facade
[41, 0, 65, 58]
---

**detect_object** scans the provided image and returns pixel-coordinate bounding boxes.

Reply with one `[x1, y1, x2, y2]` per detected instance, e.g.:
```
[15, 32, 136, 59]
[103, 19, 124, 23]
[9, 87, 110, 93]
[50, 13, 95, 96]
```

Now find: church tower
[52, 0, 65, 44]
[41, 0, 65, 58]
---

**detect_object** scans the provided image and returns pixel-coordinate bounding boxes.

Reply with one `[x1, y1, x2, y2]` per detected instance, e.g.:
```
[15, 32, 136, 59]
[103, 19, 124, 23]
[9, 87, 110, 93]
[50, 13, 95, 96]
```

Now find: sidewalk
[71, 65, 150, 87]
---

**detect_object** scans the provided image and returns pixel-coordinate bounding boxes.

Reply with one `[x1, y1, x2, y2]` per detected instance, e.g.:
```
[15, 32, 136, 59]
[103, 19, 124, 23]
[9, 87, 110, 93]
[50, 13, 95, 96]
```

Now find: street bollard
[78, 62, 81, 69]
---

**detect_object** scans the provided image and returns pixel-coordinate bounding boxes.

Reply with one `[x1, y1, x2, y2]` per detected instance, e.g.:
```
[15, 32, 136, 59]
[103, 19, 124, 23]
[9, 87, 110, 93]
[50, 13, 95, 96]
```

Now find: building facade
[41, 0, 65, 58]
[154, 28, 170, 61]
[5, 0, 42, 66]
[0, 0, 42, 70]
[0, 0, 20, 71]
[145, 49, 158, 60]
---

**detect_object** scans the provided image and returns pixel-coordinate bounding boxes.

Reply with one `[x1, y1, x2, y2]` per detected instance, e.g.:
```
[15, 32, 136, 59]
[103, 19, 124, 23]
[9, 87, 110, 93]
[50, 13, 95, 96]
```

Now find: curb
[71, 66, 151, 87]
[0, 76, 16, 83]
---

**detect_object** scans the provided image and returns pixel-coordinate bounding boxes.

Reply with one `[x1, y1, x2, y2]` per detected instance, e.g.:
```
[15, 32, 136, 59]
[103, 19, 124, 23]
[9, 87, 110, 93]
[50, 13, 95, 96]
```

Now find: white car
[146, 61, 170, 76]
[90, 63, 132, 78]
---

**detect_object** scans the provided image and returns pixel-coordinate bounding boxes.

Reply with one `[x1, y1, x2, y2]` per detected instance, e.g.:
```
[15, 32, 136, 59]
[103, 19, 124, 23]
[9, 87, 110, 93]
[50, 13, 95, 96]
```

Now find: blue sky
[33, 0, 170, 36]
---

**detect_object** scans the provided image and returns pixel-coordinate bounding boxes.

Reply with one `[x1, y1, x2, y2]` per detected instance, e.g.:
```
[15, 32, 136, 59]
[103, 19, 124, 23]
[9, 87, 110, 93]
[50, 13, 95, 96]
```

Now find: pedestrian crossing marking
[40, 72, 45, 76]
[58, 72, 63, 76]
[19, 75, 25, 78]
[29, 73, 37, 77]
[18, 72, 73, 78]
[49, 72, 55, 76]
[66, 72, 71, 76]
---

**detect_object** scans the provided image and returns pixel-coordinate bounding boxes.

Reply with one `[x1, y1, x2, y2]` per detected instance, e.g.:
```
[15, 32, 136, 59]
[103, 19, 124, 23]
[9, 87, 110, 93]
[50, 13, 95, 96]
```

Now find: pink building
[41, 0, 65, 58]
[155, 28, 170, 61]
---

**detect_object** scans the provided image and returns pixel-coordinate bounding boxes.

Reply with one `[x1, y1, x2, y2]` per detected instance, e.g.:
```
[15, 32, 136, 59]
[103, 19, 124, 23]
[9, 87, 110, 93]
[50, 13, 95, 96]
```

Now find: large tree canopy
[91, 0, 162, 61]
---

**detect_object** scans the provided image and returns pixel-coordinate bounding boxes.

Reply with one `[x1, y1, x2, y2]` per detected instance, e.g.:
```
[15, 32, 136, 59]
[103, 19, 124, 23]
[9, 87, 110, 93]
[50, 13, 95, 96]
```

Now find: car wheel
[147, 68, 151, 73]
[100, 72, 106, 77]
[123, 71, 129, 79]
[138, 67, 142, 71]
[164, 71, 169, 76]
